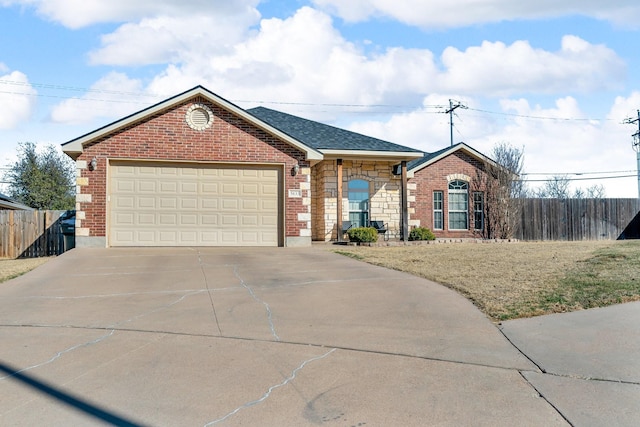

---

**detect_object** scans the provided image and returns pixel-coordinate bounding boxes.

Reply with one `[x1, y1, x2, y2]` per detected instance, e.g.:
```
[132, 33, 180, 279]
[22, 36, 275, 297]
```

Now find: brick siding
[410, 151, 488, 239]
[75, 96, 308, 243]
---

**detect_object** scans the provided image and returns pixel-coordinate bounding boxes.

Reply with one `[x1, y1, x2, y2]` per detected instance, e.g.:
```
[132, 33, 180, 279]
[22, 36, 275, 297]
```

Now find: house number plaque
[288, 189, 302, 198]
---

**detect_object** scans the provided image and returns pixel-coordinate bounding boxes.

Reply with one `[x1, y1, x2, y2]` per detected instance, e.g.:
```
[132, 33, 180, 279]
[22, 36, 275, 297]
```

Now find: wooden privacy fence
[0, 210, 68, 259]
[514, 198, 640, 241]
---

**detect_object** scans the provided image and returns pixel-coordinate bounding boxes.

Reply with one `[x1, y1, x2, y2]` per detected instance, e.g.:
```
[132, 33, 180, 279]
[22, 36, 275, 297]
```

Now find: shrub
[347, 227, 379, 243]
[409, 227, 436, 241]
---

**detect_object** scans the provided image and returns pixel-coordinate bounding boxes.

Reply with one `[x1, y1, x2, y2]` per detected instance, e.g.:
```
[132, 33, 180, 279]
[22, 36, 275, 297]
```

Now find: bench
[370, 220, 388, 241]
[341, 220, 353, 238]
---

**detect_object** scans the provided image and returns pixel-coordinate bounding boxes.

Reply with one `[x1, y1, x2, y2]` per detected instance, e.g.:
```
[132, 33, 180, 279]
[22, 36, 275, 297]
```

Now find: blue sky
[1, 0, 640, 197]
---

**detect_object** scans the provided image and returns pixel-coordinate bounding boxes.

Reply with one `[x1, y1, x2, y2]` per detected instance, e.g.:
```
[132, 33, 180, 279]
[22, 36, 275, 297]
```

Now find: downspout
[401, 160, 408, 241]
[336, 159, 343, 241]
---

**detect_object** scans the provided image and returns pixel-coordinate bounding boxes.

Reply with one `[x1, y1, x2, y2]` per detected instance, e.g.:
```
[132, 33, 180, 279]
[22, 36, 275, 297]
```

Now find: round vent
[186, 103, 214, 131]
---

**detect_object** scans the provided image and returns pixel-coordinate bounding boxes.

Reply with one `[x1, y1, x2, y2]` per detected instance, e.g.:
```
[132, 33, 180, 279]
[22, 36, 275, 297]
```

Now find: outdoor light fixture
[89, 157, 97, 171]
[291, 163, 300, 176]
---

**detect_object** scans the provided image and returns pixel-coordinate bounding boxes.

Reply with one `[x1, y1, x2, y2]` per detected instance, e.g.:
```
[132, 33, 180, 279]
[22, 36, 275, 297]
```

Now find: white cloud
[346, 95, 637, 198]
[48, 4, 626, 146]
[0, 70, 37, 130]
[144, 8, 619, 111]
[312, 0, 640, 29]
[26, 3, 634, 197]
[348, 94, 462, 149]
[49, 72, 155, 124]
[88, 11, 260, 66]
[438, 36, 625, 96]
[2, 0, 260, 29]
[145, 7, 438, 114]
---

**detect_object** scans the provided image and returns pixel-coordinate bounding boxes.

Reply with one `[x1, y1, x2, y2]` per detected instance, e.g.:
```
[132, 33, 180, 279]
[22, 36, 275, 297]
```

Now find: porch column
[336, 159, 343, 242]
[401, 160, 408, 241]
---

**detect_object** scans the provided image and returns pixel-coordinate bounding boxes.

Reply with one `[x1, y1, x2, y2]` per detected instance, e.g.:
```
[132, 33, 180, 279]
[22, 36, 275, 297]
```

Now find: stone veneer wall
[311, 160, 414, 241]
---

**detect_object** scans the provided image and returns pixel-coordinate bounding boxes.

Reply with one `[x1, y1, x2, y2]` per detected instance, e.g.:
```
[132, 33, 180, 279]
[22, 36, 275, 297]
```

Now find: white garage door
[109, 162, 280, 247]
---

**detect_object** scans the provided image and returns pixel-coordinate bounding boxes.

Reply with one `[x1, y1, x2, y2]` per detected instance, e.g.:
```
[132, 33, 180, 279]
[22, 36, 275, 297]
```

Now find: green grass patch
[545, 243, 640, 311]
[333, 250, 365, 260]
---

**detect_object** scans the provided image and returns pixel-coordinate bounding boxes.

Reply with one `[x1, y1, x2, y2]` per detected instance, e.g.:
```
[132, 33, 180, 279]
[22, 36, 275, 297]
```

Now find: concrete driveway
[0, 247, 636, 426]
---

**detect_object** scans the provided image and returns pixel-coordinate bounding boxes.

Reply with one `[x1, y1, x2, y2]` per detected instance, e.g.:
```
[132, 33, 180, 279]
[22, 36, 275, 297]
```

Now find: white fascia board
[320, 149, 424, 161]
[62, 86, 323, 162]
[409, 143, 499, 173]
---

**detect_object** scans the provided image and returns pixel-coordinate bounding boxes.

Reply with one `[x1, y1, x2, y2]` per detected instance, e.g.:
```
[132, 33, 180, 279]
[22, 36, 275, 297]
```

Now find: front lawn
[0, 258, 52, 283]
[334, 240, 640, 321]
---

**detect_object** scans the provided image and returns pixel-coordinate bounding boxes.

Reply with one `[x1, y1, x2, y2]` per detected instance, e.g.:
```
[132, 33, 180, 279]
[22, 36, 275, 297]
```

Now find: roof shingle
[247, 106, 421, 153]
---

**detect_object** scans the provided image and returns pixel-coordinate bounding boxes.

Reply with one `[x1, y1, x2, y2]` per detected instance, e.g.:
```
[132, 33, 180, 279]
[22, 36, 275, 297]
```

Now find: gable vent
[186, 103, 214, 131]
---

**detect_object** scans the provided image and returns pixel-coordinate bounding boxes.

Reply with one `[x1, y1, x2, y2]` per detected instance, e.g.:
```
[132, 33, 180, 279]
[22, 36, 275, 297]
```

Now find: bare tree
[586, 184, 606, 198]
[535, 175, 571, 198]
[473, 142, 525, 239]
[572, 187, 585, 199]
[535, 177, 606, 199]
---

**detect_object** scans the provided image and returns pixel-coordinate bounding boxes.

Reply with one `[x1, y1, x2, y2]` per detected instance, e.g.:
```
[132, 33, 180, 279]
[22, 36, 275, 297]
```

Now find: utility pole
[445, 99, 467, 146]
[623, 110, 640, 198]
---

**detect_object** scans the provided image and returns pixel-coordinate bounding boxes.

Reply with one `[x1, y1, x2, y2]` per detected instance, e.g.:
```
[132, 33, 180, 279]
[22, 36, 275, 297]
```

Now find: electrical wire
[517, 174, 636, 182]
[465, 107, 614, 122]
[522, 170, 637, 176]
[3, 79, 630, 123]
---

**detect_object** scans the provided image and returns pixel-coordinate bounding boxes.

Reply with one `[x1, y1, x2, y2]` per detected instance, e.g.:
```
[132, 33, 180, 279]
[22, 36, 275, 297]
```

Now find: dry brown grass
[333, 240, 640, 321]
[0, 257, 52, 283]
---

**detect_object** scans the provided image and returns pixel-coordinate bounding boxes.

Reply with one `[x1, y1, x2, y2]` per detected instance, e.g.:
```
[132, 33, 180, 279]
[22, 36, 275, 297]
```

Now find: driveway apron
[1, 247, 567, 426]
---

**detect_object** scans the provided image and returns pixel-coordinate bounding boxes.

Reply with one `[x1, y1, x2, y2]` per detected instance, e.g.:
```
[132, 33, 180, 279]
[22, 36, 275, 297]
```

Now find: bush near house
[347, 227, 379, 243]
[409, 227, 436, 241]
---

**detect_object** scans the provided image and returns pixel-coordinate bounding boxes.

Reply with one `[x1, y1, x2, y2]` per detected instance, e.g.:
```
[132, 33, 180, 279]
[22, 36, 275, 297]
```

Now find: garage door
[109, 163, 280, 246]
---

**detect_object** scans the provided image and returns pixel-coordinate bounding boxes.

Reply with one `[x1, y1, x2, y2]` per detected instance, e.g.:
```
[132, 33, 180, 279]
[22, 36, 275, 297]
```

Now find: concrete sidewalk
[500, 301, 640, 427]
[0, 247, 635, 425]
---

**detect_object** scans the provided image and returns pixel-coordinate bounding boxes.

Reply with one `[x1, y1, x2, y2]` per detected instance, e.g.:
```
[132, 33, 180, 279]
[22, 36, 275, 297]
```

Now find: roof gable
[407, 142, 498, 173]
[62, 86, 323, 161]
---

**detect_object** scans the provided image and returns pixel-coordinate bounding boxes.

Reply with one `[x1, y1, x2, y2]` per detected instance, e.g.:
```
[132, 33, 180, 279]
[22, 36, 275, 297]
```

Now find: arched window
[448, 180, 468, 230]
[348, 179, 369, 228]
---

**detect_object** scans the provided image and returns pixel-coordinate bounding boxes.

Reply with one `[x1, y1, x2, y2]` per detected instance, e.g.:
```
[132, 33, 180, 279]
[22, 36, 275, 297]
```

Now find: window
[448, 180, 468, 230]
[348, 179, 369, 227]
[473, 192, 484, 231]
[433, 191, 443, 230]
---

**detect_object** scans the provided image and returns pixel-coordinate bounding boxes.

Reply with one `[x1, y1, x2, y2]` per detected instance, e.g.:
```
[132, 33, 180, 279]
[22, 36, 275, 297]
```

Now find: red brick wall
[410, 151, 488, 239]
[77, 96, 308, 242]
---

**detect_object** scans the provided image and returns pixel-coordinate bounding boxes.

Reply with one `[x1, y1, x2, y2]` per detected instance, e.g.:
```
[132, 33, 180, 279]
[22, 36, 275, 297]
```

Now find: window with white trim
[448, 180, 468, 230]
[433, 191, 443, 230]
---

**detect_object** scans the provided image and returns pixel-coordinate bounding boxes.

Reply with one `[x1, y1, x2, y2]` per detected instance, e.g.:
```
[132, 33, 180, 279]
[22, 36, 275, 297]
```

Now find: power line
[0, 79, 447, 110]
[518, 174, 636, 183]
[0, 79, 159, 98]
[466, 107, 614, 122]
[622, 109, 640, 198]
[522, 170, 636, 176]
[1, 79, 624, 122]
[444, 99, 467, 146]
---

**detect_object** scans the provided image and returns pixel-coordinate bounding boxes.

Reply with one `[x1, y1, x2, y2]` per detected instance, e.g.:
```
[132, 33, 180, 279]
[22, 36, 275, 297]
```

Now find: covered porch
[310, 153, 421, 242]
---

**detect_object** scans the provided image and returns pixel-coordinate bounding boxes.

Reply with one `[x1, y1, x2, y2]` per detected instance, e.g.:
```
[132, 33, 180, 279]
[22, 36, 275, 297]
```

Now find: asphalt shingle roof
[406, 145, 451, 170]
[247, 106, 422, 153]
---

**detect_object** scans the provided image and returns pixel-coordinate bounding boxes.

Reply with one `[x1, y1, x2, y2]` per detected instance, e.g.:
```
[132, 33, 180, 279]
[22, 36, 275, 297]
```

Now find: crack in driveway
[203, 348, 337, 426]
[233, 265, 280, 341]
